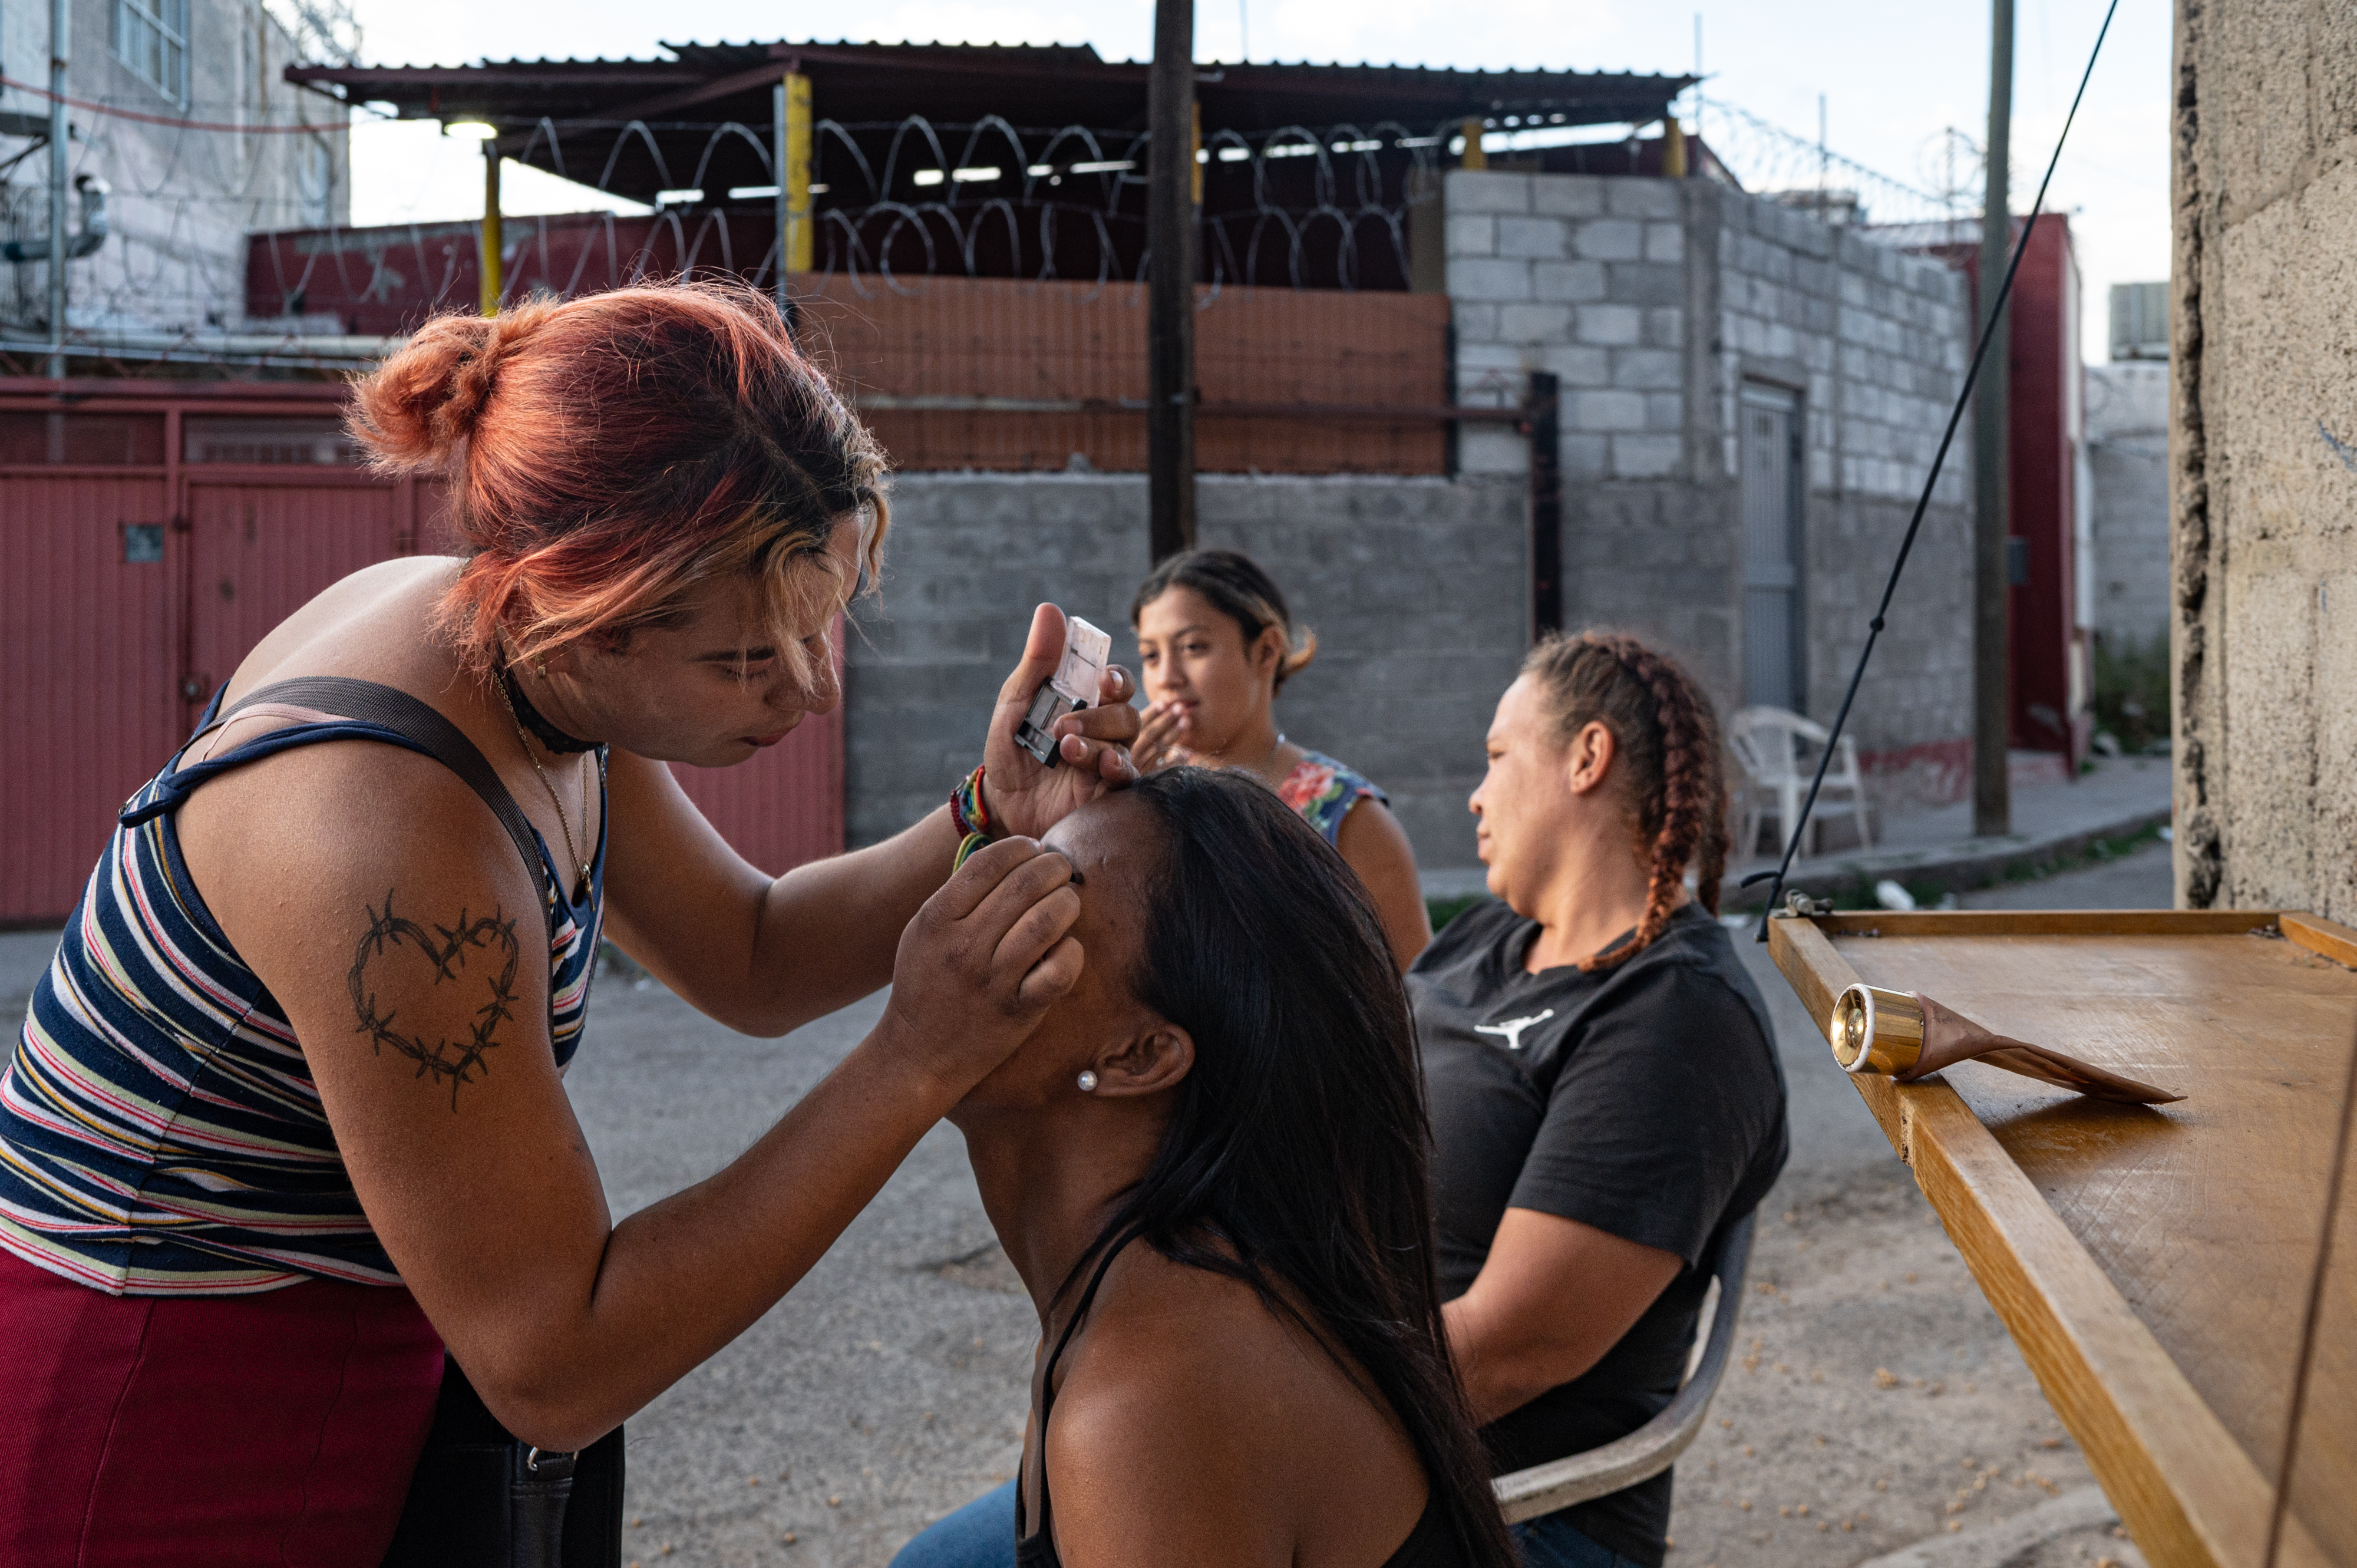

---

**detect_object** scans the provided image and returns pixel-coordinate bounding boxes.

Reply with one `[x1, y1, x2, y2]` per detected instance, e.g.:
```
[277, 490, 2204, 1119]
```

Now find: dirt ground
[1663, 1170, 2111, 1564]
[1658, 841, 2174, 1568]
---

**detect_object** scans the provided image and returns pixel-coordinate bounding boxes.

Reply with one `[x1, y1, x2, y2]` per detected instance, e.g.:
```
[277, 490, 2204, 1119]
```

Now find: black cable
[1745, 0, 2121, 940]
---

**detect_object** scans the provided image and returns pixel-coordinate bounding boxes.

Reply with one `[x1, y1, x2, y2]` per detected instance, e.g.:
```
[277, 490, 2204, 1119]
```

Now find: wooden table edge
[1764, 913, 2326, 1568]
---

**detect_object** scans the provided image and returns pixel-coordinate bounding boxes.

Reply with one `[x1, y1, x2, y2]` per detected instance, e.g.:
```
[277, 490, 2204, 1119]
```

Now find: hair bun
[1277, 629, 1319, 684]
[349, 310, 508, 468]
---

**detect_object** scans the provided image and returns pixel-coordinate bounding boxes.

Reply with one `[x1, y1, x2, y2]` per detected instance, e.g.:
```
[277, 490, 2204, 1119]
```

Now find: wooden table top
[1767, 909, 2357, 1568]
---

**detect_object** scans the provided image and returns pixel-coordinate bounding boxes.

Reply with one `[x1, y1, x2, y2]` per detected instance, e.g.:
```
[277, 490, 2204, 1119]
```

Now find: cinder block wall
[2084, 362, 2171, 651]
[1445, 169, 1975, 807]
[846, 473, 1527, 868]
[2171, 1, 2357, 915]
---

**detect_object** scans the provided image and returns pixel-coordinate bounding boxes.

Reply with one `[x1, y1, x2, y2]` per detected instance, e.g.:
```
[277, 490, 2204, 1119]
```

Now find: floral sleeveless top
[1276, 749, 1387, 845]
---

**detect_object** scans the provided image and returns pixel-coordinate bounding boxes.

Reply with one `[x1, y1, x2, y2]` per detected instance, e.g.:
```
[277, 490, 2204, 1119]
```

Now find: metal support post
[773, 82, 788, 315]
[479, 144, 503, 316]
[1147, 0, 1197, 562]
[1973, 0, 2015, 836]
[1527, 372, 1563, 639]
[783, 72, 812, 277]
[45, 0, 69, 378]
[1460, 115, 1487, 171]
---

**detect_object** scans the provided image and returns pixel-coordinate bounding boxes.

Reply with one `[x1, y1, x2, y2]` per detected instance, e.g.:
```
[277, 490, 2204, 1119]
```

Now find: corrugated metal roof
[290, 39, 1692, 136]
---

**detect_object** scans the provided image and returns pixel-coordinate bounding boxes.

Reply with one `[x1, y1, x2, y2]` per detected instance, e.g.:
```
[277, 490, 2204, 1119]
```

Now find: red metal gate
[1, 380, 844, 926]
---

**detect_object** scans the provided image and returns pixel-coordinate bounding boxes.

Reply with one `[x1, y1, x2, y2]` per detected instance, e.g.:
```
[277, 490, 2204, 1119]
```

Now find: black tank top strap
[1015, 1224, 1147, 1566]
[121, 676, 557, 935]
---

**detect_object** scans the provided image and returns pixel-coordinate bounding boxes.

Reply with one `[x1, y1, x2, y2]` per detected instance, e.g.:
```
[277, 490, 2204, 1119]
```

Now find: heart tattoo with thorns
[348, 890, 523, 1111]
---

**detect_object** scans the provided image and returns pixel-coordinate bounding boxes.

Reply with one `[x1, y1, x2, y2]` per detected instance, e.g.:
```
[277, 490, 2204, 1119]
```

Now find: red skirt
[0, 1245, 444, 1566]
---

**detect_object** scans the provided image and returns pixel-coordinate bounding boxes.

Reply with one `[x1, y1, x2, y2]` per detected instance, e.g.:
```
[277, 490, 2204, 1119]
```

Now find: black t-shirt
[1408, 899, 1788, 1567]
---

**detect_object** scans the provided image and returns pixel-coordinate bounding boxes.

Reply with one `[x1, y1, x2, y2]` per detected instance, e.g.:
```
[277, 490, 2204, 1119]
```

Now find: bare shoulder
[1040, 1253, 1310, 1564]
[179, 734, 548, 1012]
[223, 554, 463, 702]
[1335, 792, 1418, 867]
[1039, 1245, 1435, 1566]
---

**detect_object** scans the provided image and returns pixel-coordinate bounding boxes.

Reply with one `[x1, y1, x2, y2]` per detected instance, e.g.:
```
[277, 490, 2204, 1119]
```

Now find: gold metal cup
[1830, 983, 1926, 1077]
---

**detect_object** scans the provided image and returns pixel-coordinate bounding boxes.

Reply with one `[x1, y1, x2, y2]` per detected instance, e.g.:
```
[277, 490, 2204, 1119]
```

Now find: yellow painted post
[1460, 115, 1487, 171]
[479, 144, 503, 316]
[1663, 117, 1689, 179]
[783, 72, 813, 274]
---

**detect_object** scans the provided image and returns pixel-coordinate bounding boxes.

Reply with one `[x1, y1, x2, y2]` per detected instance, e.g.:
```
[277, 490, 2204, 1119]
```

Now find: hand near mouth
[1133, 700, 1199, 774]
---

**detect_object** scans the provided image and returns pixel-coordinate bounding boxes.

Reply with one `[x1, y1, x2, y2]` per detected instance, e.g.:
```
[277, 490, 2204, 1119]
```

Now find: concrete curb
[1853, 1484, 2121, 1567]
[1421, 804, 2170, 910]
[1717, 806, 2173, 912]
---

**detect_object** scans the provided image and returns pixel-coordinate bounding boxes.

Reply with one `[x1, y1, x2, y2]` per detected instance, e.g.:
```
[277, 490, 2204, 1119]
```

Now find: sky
[342, 0, 2170, 365]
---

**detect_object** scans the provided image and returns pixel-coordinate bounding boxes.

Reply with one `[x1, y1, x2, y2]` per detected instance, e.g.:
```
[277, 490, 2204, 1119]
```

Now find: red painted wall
[1904, 216, 2087, 762]
[0, 381, 844, 925]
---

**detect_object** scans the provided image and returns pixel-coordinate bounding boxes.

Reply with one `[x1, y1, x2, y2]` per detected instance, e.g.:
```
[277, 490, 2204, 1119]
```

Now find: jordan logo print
[1474, 1009, 1556, 1052]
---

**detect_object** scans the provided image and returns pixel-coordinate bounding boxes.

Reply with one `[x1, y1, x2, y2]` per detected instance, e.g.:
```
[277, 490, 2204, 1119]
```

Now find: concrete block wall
[2170, 0, 2357, 915]
[2, 0, 347, 335]
[1716, 193, 1976, 805]
[2084, 362, 2170, 651]
[1444, 169, 1975, 804]
[846, 473, 1527, 869]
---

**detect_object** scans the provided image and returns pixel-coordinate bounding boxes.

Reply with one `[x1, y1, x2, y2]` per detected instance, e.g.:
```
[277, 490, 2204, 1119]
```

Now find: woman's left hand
[981, 605, 1141, 839]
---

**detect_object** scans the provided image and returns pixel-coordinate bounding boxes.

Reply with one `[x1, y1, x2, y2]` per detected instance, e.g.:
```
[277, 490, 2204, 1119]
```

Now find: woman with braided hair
[1408, 632, 1788, 1568]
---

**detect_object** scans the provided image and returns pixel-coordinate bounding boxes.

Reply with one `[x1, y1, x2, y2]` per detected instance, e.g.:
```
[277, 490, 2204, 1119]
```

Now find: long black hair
[1085, 767, 1516, 1567]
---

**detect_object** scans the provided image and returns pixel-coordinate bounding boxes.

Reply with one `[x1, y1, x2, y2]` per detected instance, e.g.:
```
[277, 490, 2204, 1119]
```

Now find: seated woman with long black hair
[897, 768, 1517, 1568]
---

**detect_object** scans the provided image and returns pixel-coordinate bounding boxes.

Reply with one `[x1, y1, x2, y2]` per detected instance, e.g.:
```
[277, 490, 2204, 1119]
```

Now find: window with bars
[113, 0, 189, 105]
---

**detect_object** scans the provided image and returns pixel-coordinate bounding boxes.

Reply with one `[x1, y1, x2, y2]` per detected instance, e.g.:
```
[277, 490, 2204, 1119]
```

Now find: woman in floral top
[1131, 549, 1430, 966]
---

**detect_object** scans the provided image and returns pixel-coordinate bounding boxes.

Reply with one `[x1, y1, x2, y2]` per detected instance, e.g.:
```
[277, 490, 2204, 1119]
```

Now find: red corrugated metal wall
[0, 472, 177, 922]
[0, 383, 845, 926]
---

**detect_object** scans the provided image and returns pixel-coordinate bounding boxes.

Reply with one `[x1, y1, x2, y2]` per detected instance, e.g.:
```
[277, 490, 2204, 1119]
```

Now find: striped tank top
[0, 681, 604, 1295]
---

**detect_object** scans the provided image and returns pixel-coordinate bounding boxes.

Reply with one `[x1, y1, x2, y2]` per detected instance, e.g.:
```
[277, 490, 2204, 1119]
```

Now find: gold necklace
[493, 669, 597, 903]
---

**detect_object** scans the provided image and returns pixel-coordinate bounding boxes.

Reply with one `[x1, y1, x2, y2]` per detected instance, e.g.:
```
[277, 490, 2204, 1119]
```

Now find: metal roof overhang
[289, 42, 1692, 202]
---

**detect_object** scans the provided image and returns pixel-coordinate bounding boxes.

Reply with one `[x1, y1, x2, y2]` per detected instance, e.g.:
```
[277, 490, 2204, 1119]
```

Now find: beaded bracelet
[950, 764, 992, 872]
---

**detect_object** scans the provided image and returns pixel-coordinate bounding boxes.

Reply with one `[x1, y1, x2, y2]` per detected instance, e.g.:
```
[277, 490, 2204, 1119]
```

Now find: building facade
[2085, 359, 2168, 655]
[0, 0, 348, 356]
[1445, 167, 1979, 808]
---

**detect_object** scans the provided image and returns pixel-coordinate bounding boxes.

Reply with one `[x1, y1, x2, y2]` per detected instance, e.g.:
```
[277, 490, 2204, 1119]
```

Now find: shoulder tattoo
[348, 889, 523, 1111]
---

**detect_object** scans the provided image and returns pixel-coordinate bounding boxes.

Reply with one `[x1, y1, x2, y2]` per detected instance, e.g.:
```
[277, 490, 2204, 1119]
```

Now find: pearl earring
[1077, 1070, 1098, 1093]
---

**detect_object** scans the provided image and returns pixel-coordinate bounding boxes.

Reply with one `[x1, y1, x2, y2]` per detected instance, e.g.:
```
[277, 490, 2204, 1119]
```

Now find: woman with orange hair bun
[0, 282, 1138, 1562]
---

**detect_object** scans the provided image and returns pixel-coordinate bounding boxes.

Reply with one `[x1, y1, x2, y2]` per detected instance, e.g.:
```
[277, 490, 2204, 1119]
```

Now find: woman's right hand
[1133, 699, 1197, 774]
[876, 835, 1085, 1094]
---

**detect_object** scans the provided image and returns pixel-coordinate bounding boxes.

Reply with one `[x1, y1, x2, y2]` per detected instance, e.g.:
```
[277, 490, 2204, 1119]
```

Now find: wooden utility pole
[1147, 0, 1197, 560]
[1973, 0, 2015, 837]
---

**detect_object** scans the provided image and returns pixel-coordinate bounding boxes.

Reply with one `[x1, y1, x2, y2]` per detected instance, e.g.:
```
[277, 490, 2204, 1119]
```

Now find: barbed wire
[1698, 101, 1967, 230]
[5, 88, 1974, 361]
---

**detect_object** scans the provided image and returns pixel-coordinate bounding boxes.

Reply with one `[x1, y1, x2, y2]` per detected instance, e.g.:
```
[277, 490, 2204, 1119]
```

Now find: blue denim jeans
[890, 1480, 1017, 1568]
[890, 1480, 1644, 1568]
[1511, 1511, 1649, 1568]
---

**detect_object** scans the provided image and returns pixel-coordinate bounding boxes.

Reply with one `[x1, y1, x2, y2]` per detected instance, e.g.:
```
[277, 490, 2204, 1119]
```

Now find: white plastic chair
[1490, 1211, 1757, 1523]
[1728, 707, 1874, 859]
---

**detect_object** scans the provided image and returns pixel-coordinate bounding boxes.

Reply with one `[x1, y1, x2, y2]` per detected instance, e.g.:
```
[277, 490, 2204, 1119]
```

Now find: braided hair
[1521, 632, 1731, 972]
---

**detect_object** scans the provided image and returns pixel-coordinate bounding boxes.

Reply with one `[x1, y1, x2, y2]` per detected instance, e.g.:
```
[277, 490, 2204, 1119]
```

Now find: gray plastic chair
[1490, 1209, 1758, 1526]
